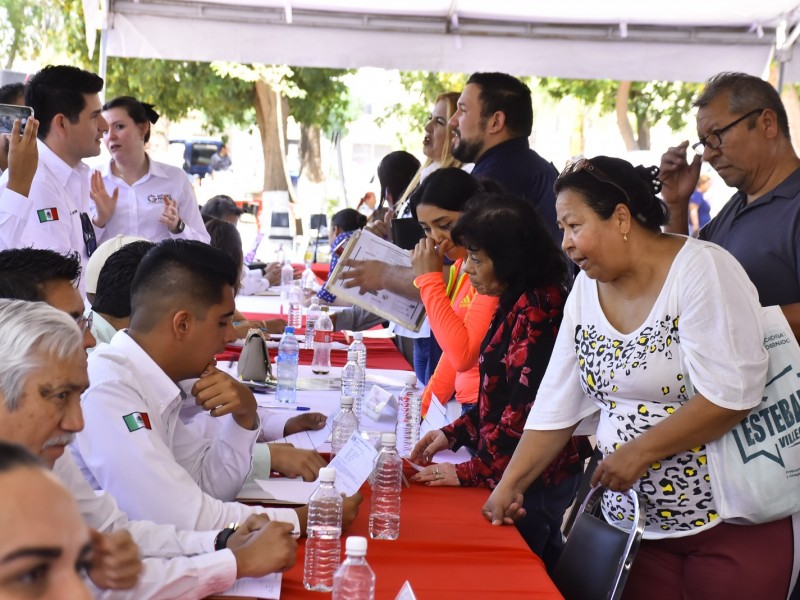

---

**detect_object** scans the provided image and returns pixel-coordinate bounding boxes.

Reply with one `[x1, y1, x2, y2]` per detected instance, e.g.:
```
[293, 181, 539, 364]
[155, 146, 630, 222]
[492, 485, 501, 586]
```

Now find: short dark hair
[0, 82, 24, 105]
[25, 65, 104, 139]
[331, 208, 367, 233]
[0, 248, 81, 288]
[0, 273, 44, 302]
[466, 72, 533, 138]
[411, 168, 479, 219]
[0, 441, 44, 473]
[553, 156, 668, 233]
[451, 192, 571, 309]
[201, 195, 244, 220]
[92, 241, 155, 318]
[205, 218, 244, 275]
[130, 239, 238, 332]
[694, 72, 790, 140]
[102, 96, 159, 143]
[377, 151, 420, 205]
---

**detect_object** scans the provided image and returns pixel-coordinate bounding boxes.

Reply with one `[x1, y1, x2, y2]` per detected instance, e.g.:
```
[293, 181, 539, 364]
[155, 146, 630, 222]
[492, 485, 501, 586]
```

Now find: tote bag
[706, 306, 800, 523]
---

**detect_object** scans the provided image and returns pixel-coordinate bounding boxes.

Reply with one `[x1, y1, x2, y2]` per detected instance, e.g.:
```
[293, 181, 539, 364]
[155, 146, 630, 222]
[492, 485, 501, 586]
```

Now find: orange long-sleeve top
[415, 259, 499, 416]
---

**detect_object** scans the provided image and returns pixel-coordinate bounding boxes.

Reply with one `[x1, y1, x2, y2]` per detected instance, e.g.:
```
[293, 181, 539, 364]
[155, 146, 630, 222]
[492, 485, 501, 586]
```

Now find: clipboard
[325, 230, 427, 332]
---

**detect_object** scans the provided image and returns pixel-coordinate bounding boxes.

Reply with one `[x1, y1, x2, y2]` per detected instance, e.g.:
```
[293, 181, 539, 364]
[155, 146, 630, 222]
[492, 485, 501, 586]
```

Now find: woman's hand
[409, 430, 449, 464]
[90, 170, 119, 228]
[591, 441, 651, 492]
[482, 482, 526, 526]
[160, 195, 182, 232]
[411, 237, 447, 277]
[411, 462, 460, 486]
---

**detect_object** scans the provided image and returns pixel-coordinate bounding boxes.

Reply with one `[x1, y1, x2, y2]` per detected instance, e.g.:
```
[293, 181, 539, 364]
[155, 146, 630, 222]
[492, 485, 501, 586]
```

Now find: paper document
[252, 477, 318, 504]
[420, 395, 460, 436]
[327, 432, 379, 495]
[219, 573, 281, 598]
[325, 230, 426, 332]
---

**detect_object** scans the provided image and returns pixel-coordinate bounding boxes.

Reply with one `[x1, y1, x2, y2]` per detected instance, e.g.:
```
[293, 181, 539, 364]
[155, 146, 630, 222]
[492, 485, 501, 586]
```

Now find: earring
[623, 233, 628, 242]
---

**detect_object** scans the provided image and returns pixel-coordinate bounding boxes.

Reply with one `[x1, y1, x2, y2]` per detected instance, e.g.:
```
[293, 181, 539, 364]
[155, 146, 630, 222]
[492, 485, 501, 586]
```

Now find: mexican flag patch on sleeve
[37, 208, 59, 222]
[123, 412, 152, 432]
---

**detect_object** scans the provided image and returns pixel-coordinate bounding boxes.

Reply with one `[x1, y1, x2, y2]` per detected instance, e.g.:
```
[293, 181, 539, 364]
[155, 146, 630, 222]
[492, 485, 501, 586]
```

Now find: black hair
[201, 195, 243, 220]
[130, 239, 238, 332]
[25, 65, 104, 140]
[331, 208, 367, 233]
[377, 151, 421, 206]
[410, 168, 479, 219]
[92, 241, 155, 319]
[0, 273, 44, 302]
[0, 248, 81, 287]
[0, 441, 43, 473]
[102, 96, 159, 143]
[695, 72, 790, 140]
[451, 193, 571, 311]
[553, 156, 668, 233]
[466, 72, 533, 138]
[205, 218, 244, 271]
[0, 83, 24, 105]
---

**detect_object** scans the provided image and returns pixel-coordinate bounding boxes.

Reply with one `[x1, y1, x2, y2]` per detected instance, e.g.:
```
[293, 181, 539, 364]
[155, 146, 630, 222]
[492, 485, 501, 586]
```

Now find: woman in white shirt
[90, 96, 209, 243]
[482, 156, 792, 599]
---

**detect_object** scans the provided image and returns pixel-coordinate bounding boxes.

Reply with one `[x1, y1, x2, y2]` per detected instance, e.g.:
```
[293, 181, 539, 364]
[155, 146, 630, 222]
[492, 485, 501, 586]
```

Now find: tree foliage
[287, 67, 355, 137]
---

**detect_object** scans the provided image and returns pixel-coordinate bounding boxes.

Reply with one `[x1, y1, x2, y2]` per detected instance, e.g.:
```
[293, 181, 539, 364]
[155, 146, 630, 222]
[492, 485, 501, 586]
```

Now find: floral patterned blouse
[441, 284, 592, 488]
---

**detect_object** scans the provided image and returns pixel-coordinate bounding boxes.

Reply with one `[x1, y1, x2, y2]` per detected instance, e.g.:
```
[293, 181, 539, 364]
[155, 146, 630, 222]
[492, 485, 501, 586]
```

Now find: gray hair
[0, 300, 83, 410]
[694, 72, 790, 140]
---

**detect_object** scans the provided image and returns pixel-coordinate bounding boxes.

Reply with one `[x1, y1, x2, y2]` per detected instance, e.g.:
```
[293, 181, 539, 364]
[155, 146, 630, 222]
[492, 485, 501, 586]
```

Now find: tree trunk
[300, 125, 324, 183]
[636, 116, 651, 150]
[253, 78, 291, 194]
[615, 81, 637, 152]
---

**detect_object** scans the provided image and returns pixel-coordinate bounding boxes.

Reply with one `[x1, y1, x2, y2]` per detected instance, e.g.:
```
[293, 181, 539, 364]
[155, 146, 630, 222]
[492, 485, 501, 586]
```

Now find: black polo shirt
[699, 168, 800, 306]
[471, 137, 560, 242]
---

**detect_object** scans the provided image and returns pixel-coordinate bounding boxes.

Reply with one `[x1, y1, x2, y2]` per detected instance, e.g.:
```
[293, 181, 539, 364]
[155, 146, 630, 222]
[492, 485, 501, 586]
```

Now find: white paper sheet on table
[219, 573, 281, 598]
[419, 394, 460, 436]
[327, 432, 379, 496]
[252, 477, 318, 504]
[278, 420, 332, 451]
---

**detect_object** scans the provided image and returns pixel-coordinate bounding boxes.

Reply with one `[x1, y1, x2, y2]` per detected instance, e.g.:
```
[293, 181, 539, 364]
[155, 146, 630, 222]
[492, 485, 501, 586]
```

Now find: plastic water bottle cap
[340, 396, 354, 407]
[353, 332, 363, 340]
[285, 326, 295, 334]
[321, 306, 329, 312]
[405, 373, 417, 386]
[381, 432, 396, 445]
[345, 536, 368, 556]
[318, 467, 336, 483]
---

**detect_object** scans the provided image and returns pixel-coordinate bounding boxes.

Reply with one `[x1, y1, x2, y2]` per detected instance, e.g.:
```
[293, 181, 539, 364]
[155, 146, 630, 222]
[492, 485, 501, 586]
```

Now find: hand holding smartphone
[0, 103, 34, 136]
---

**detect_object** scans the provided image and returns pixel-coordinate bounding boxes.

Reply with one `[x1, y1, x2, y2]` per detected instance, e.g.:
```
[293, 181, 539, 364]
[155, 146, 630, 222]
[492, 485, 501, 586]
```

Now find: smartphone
[0, 104, 33, 136]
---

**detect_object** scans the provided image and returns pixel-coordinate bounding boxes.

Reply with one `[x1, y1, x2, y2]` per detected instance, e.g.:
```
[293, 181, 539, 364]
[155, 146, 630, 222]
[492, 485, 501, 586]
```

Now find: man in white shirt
[73, 239, 361, 532]
[0, 66, 117, 291]
[0, 267, 299, 599]
[0, 115, 39, 250]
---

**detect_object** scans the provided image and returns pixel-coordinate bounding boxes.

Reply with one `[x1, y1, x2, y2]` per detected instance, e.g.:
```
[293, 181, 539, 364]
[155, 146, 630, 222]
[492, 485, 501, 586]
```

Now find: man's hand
[659, 141, 702, 234]
[283, 412, 327, 436]
[227, 514, 270, 547]
[411, 237, 449, 277]
[6, 117, 39, 198]
[364, 207, 393, 240]
[409, 430, 449, 464]
[192, 364, 258, 431]
[268, 444, 327, 481]
[229, 521, 297, 578]
[411, 462, 460, 487]
[342, 493, 363, 532]
[264, 262, 282, 287]
[339, 259, 388, 294]
[89, 170, 119, 228]
[482, 483, 526, 526]
[87, 529, 142, 590]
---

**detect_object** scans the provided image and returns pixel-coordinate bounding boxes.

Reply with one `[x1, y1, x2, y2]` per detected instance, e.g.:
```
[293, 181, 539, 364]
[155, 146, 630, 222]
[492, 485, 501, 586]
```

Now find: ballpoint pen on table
[260, 405, 311, 411]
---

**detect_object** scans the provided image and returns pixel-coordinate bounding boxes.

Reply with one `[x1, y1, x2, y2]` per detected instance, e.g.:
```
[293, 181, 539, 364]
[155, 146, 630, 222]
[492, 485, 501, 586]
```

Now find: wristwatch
[214, 522, 239, 550]
[172, 218, 186, 234]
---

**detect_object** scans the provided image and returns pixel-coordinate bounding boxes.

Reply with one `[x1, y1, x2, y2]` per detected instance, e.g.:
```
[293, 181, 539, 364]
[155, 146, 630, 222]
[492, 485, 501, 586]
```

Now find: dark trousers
[515, 472, 582, 574]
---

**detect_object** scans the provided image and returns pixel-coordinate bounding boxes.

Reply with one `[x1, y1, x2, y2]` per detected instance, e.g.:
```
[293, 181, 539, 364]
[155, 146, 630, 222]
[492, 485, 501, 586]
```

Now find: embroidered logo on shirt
[146, 194, 172, 204]
[123, 412, 152, 432]
[37, 208, 59, 222]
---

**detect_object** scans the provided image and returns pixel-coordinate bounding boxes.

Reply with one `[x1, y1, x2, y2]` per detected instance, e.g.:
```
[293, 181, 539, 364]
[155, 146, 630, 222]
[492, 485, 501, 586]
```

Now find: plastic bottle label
[315, 330, 333, 344]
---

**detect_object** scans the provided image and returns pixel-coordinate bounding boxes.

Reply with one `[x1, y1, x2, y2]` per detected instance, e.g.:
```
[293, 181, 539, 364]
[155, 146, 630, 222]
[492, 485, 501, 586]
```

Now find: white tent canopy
[101, 1, 800, 82]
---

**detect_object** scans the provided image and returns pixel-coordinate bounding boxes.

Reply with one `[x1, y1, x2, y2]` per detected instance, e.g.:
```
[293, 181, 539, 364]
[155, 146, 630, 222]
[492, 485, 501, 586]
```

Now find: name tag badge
[147, 194, 172, 204]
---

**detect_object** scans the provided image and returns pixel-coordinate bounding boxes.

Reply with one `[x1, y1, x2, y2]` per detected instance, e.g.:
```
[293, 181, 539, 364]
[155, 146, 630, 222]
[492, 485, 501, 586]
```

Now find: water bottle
[349, 332, 367, 374]
[330, 396, 359, 458]
[275, 326, 299, 404]
[341, 350, 365, 421]
[369, 432, 402, 540]
[303, 467, 343, 592]
[280, 260, 293, 299]
[311, 306, 333, 375]
[395, 373, 421, 458]
[287, 282, 304, 330]
[305, 298, 322, 348]
[301, 261, 317, 295]
[332, 536, 375, 600]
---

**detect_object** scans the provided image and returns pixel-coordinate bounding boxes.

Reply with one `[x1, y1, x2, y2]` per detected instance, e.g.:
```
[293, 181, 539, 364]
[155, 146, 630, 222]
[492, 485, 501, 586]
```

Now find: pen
[261, 404, 311, 411]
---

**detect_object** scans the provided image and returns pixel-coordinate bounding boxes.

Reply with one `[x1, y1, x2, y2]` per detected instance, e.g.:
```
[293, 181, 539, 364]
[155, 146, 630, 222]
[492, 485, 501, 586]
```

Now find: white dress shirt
[97, 157, 210, 243]
[73, 330, 300, 532]
[0, 188, 31, 250]
[54, 453, 238, 599]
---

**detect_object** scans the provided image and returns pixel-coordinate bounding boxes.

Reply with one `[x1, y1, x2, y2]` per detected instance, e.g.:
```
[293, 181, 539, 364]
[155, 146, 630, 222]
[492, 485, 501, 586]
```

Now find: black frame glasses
[559, 158, 632, 206]
[692, 108, 764, 156]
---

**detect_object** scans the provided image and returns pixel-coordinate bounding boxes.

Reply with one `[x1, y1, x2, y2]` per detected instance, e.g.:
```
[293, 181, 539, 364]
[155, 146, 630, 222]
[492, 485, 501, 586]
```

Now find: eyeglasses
[75, 312, 93, 333]
[559, 158, 632, 206]
[691, 108, 764, 156]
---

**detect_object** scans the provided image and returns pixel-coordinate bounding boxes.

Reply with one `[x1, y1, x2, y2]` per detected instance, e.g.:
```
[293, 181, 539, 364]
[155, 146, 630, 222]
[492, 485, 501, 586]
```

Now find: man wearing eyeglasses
[660, 71, 800, 338]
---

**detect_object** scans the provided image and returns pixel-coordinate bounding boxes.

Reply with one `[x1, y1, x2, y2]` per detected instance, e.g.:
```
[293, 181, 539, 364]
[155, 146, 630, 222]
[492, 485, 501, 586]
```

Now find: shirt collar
[109, 329, 183, 413]
[474, 136, 530, 168]
[733, 167, 800, 211]
[38, 141, 89, 186]
[105, 154, 169, 184]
